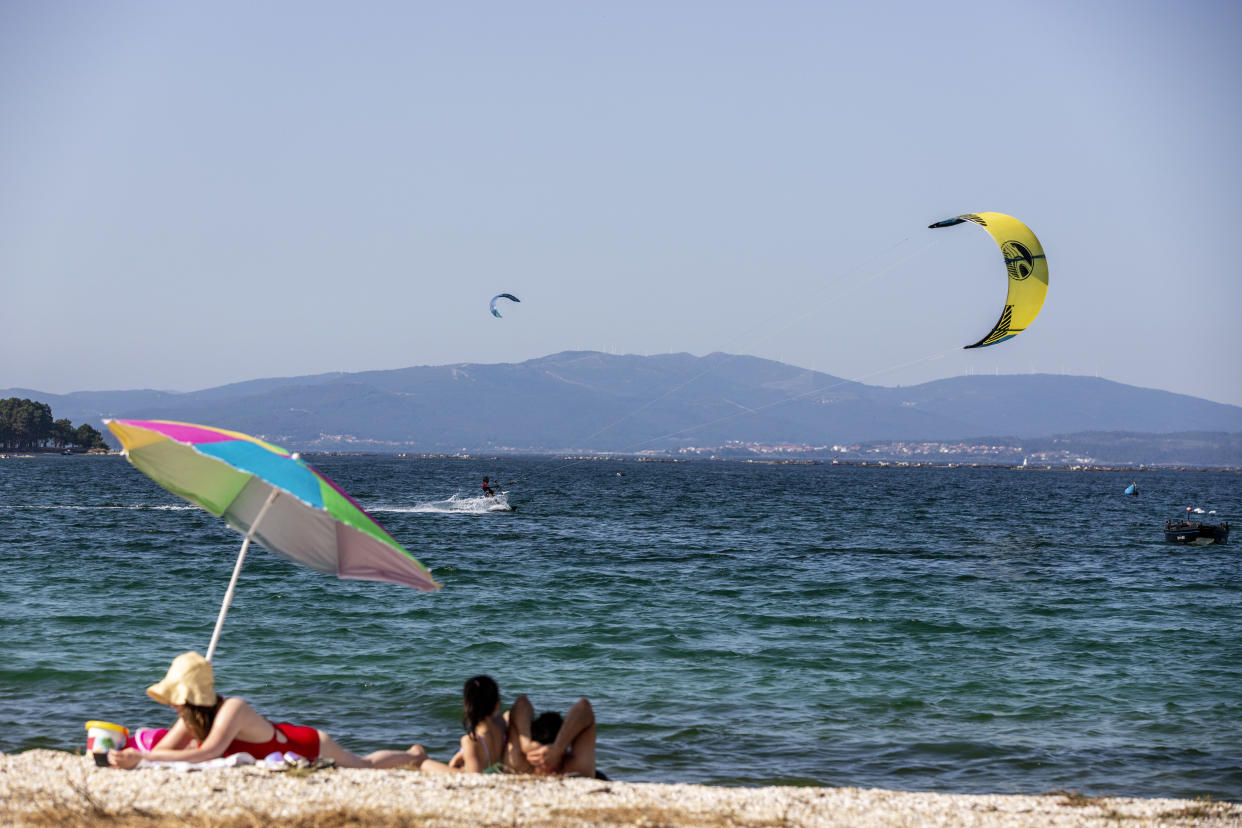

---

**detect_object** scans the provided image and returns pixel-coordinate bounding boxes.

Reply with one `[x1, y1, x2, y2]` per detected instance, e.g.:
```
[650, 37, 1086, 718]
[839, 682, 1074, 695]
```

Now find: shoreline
[2, 451, 1237, 471]
[3, 750, 1239, 827]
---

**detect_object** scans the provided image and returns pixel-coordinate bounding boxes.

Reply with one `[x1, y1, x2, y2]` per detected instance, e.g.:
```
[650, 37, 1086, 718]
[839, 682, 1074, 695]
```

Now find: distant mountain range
[6, 351, 1241, 460]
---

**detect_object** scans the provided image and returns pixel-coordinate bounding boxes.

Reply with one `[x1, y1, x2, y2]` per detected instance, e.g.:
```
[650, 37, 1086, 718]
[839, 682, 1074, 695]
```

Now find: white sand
[2, 750, 1238, 827]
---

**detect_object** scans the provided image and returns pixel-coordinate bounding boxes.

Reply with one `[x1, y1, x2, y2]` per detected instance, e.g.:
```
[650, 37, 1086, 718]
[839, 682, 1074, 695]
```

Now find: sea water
[1, 455, 1238, 798]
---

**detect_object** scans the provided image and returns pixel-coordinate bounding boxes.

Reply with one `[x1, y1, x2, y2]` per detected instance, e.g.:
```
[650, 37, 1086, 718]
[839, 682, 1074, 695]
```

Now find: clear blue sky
[3, 1, 1240, 406]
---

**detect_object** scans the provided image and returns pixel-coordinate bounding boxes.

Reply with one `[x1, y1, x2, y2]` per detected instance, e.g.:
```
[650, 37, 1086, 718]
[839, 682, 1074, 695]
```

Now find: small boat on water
[1164, 507, 1230, 545]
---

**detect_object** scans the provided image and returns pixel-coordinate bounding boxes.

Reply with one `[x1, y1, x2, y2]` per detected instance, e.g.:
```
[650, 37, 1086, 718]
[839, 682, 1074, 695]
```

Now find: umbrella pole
[206, 489, 280, 662]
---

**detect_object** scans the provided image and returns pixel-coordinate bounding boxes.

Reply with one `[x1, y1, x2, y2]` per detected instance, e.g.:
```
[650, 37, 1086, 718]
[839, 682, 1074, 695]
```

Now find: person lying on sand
[108, 652, 425, 770]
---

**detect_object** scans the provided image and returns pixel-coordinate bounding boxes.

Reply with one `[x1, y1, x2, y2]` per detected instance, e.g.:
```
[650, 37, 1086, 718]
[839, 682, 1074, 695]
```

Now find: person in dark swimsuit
[481, 477, 498, 497]
[108, 652, 425, 770]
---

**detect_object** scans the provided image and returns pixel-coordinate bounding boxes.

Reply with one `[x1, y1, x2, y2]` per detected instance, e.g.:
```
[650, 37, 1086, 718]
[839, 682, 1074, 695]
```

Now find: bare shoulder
[218, 697, 263, 722]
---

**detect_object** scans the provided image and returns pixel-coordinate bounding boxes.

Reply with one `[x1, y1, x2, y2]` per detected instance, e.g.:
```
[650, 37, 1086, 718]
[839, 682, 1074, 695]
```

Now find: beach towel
[134, 752, 256, 771]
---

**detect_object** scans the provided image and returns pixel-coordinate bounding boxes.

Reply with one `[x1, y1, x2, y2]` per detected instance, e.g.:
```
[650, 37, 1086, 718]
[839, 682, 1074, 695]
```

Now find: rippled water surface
[1, 455, 1239, 798]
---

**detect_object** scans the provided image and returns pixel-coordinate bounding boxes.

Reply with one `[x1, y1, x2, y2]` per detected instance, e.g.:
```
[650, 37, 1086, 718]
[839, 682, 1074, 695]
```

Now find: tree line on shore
[0, 398, 109, 451]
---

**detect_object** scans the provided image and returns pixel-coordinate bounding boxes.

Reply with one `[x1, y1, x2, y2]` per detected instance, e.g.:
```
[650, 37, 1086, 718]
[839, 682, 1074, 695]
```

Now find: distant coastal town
[394, 441, 1241, 473]
[6, 393, 1237, 469]
[627, 432, 1241, 469]
[670, 438, 1143, 466]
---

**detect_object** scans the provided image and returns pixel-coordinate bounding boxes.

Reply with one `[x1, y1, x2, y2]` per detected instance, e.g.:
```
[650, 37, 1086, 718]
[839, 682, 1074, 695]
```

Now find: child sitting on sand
[108, 652, 426, 770]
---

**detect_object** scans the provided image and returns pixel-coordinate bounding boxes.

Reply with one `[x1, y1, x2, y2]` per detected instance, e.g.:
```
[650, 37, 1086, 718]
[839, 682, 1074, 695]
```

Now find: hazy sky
[3, 1, 1240, 406]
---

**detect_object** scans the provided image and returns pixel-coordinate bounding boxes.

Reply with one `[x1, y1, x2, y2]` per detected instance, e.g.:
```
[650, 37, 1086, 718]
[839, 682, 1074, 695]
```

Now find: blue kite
[489, 293, 520, 318]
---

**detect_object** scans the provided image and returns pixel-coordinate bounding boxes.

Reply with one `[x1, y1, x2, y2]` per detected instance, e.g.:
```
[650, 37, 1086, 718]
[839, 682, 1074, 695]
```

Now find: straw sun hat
[146, 652, 219, 706]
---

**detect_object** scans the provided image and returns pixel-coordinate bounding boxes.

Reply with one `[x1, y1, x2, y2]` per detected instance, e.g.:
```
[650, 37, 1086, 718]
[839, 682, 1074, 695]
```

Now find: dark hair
[530, 711, 563, 745]
[180, 697, 224, 743]
[461, 675, 500, 738]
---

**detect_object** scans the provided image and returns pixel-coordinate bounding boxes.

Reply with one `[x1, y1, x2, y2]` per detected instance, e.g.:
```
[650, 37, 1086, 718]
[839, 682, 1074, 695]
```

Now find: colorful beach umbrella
[104, 419, 440, 660]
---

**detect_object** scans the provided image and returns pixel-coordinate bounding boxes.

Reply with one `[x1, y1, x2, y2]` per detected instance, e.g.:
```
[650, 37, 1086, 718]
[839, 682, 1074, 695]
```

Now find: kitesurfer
[482, 477, 497, 497]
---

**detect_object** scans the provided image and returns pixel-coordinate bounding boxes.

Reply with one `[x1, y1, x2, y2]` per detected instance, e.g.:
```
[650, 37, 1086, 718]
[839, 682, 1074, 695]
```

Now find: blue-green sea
[1, 455, 1239, 799]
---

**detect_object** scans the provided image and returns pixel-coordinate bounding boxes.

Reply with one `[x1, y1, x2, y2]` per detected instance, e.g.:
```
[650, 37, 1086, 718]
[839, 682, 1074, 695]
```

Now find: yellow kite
[929, 212, 1048, 349]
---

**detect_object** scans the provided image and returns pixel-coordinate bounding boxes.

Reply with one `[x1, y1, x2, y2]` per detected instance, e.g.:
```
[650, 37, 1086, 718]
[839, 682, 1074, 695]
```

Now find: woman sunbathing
[108, 651, 426, 770]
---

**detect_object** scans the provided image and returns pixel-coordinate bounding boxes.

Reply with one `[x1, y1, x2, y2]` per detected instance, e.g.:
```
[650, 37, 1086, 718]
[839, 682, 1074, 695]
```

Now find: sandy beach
[2, 750, 1238, 827]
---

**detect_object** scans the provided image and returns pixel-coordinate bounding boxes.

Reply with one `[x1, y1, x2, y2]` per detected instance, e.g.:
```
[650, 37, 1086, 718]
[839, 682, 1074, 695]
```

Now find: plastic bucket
[85, 720, 130, 766]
